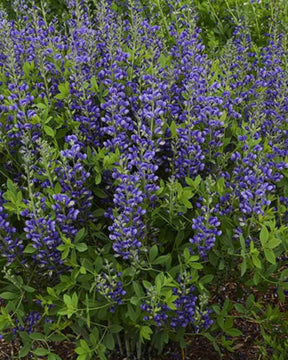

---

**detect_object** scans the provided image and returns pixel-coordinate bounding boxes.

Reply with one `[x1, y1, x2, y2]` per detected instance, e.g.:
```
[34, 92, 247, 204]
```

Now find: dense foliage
[0, 0, 287, 359]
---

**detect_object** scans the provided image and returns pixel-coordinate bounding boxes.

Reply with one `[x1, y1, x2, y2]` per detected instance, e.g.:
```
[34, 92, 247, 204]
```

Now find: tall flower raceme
[190, 213, 222, 259]
[104, 7, 168, 261]
[187, 176, 223, 259]
[53, 135, 93, 236]
[107, 170, 147, 260]
[0, 5, 67, 154]
[230, 141, 285, 218]
[2, 134, 92, 272]
[219, 26, 258, 123]
[166, 12, 225, 181]
[170, 272, 213, 332]
[61, 0, 105, 148]
[141, 269, 212, 332]
[15, 137, 64, 271]
[21, 206, 63, 270]
[94, 260, 126, 312]
[255, 33, 288, 151]
[222, 27, 288, 226]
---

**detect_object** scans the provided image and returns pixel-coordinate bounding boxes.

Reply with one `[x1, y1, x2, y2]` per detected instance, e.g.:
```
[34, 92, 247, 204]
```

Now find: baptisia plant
[0, 0, 287, 359]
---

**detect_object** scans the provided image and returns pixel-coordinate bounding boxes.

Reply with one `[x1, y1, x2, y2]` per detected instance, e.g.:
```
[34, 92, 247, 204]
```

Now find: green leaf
[75, 347, 85, 355]
[190, 262, 203, 270]
[80, 266, 86, 274]
[23, 244, 36, 254]
[234, 303, 245, 314]
[225, 328, 242, 337]
[72, 292, 78, 307]
[23, 61, 34, 76]
[216, 177, 226, 194]
[0, 315, 12, 331]
[110, 324, 123, 333]
[89, 327, 99, 345]
[251, 254, 262, 269]
[76, 354, 88, 360]
[21, 280, 35, 290]
[246, 294, 255, 309]
[240, 258, 247, 277]
[91, 76, 99, 92]
[217, 315, 224, 329]
[19, 344, 31, 358]
[200, 274, 214, 284]
[280, 268, 288, 281]
[49, 334, 66, 342]
[152, 254, 171, 267]
[182, 198, 193, 208]
[149, 245, 158, 262]
[170, 121, 177, 138]
[93, 208, 105, 217]
[159, 54, 171, 67]
[155, 272, 164, 293]
[48, 354, 61, 360]
[0, 292, 18, 299]
[153, 332, 169, 352]
[277, 287, 285, 302]
[185, 177, 194, 186]
[97, 344, 107, 360]
[220, 110, 227, 122]
[183, 247, 190, 261]
[140, 325, 153, 342]
[58, 82, 70, 98]
[264, 248, 276, 264]
[94, 189, 107, 199]
[76, 243, 88, 252]
[29, 332, 46, 341]
[103, 333, 115, 350]
[127, 304, 139, 322]
[240, 235, 246, 251]
[143, 280, 152, 290]
[63, 294, 71, 305]
[132, 281, 143, 297]
[130, 296, 141, 305]
[260, 226, 269, 245]
[35, 103, 47, 110]
[253, 272, 260, 285]
[80, 339, 90, 352]
[33, 348, 50, 356]
[95, 172, 102, 185]
[7, 179, 16, 192]
[212, 305, 221, 315]
[44, 125, 55, 137]
[75, 228, 86, 242]
[266, 238, 282, 249]
[185, 175, 201, 189]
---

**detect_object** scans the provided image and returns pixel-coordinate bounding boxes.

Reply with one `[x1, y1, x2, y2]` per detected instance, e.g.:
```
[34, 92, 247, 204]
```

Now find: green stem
[125, 334, 130, 358]
[136, 339, 142, 360]
[116, 333, 124, 356]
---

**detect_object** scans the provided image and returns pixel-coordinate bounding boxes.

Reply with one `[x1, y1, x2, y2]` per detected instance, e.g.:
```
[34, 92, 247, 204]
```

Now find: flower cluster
[94, 264, 126, 310]
[141, 272, 212, 331]
[190, 214, 222, 259]
[12, 311, 41, 335]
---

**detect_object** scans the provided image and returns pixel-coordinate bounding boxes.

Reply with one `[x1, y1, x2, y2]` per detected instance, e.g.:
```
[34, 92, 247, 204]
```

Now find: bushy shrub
[0, 1, 287, 359]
